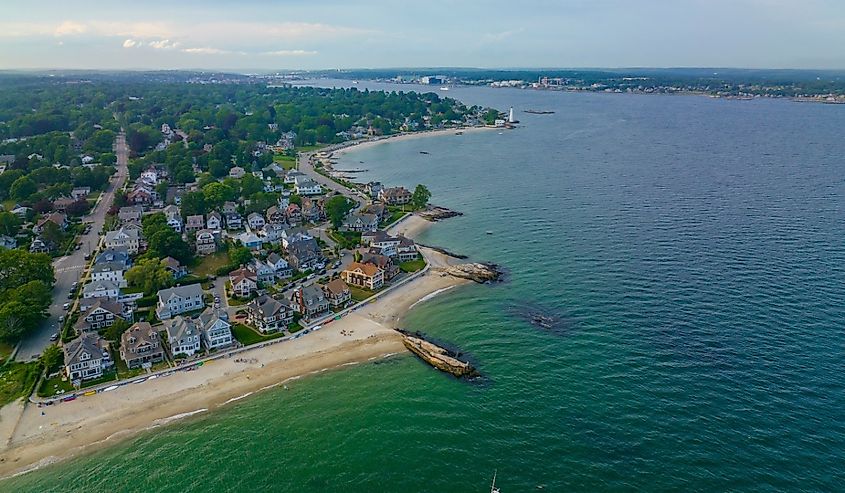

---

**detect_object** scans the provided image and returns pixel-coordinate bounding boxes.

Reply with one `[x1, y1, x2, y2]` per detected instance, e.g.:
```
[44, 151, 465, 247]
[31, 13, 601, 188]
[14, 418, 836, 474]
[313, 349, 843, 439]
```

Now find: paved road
[16, 133, 130, 361]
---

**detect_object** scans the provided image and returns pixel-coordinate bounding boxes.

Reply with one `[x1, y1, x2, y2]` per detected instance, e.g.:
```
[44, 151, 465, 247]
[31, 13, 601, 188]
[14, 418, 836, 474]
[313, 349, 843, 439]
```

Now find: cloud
[262, 49, 318, 56]
[54, 21, 88, 36]
[148, 39, 179, 50]
[122, 39, 138, 48]
[181, 47, 241, 55]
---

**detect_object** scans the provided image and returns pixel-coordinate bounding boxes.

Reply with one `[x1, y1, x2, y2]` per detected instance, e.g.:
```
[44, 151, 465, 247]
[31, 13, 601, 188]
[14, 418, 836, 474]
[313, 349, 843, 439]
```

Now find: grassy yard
[190, 251, 229, 278]
[273, 154, 297, 170]
[330, 230, 361, 250]
[114, 355, 145, 380]
[231, 323, 284, 346]
[399, 258, 426, 273]
[38, 374, 75, 397]
[297, 144, 327, 153]
[382, 210, 407, 226]
[0, 341, 14, 365]
[0, 362, 42, 406]
[348, 285, 377, 302]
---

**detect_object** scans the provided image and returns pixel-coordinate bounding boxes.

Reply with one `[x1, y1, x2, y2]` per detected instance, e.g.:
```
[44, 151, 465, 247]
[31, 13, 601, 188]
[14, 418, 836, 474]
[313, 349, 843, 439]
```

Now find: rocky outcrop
[417, 206, 464, 222]
[398, 331, 477, 378]
[446, 263, 502, 283]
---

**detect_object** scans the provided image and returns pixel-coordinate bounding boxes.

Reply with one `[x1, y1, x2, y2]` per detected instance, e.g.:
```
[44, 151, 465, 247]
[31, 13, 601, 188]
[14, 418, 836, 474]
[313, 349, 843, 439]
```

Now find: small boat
[439, 86, 449, 91]
[419, 151, 430, 155]
[524, 109, 555, 114]
[455, 130, 463, 135]
[486, 230, 493, 235]
[491, 470, 501, 493]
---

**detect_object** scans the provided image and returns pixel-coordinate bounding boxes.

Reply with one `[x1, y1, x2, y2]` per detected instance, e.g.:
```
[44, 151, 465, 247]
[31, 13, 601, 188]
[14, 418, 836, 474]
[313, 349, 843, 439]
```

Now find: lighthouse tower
[508, 107, 516, 123]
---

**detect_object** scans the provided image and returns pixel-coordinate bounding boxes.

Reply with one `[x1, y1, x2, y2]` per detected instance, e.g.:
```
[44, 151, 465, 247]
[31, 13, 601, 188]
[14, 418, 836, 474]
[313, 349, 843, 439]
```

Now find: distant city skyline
[2, 0, 845, 70]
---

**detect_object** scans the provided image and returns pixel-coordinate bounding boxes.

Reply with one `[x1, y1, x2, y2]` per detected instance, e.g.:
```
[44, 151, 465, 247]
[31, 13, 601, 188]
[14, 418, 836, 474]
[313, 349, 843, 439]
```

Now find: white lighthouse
[508, 107, 516, 123]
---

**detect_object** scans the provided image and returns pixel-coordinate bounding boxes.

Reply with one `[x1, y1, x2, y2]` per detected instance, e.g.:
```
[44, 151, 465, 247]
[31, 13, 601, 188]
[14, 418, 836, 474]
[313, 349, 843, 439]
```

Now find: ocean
[5, 83, 845, 492]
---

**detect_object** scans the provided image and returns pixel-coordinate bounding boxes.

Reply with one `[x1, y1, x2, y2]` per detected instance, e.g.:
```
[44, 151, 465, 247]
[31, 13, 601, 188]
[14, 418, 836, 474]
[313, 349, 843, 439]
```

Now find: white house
[294, 177, 322, 196]
[82, 279, 120, 301]
[104, 228, 140, 254]
[155, 284, 204, 320]
[247, 212, 266, 230]
[229, 166, 246, 179]
[229, 267, 258, 297]
[90, 261, 127, 288]
[266, 253, 292, 279]
[195, 229, 217, 256]
[164, 316, 202, 357]
[206, 211, 222, 230]
[249, 259, 276, 283]
[197, 307, 233, 349]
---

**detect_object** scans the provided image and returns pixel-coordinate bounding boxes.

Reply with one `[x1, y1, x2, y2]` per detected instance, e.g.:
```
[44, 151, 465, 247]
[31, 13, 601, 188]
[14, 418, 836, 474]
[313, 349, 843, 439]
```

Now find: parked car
[49, 333, 59, 341]
[62, 302, 71, 310]
[67, 292, 74, 299]
[57, 316, 64, 323]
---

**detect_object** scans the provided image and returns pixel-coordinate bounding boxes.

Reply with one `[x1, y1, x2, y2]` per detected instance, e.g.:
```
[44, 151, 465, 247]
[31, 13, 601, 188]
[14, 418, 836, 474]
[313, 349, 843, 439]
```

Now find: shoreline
[329, 125, 495, 159]
[0, 214, 470, 480]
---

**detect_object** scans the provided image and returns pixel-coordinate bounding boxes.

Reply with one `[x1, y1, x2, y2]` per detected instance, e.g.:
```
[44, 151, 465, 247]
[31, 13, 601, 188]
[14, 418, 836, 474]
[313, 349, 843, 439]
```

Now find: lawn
[348, 285, 377, 302]
[399, 258, 426, 273]
[231, 323, 284, 346]
[329, 230, 361, 250]
[0, 341, 14, 365]
[273, 154, 297, 170]
[191, 251, 229, 278]
[38, 374, 74, 398]
[382, 210, 407, 226]
[114, 355, 145, 380]
[297, 144, 327, 153]
[0, 362, 42, 406]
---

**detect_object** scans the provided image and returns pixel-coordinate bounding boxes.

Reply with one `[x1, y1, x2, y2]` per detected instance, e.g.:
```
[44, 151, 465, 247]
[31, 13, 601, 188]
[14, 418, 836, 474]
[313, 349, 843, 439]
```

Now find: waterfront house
[196, 307, 233, 349]
[294, 178, 322, 196]
[74, 299, 125, 333]
[342, 262, 385, 291]
[104, 227, 140, 254]
[378, 187, 412, 206]
[266, 252, 292, 279]
[164, 316, 202, 357]
[361, 203, 388, 222]
[90, 261, 128, 288]
[163, 256, 187, 279]
[247, 212, 266, 230]
[322, 279, 352, 308]
[155, 284, 204, 320]
[64, 333, 112, 382]
[229, 267, 258, 297]
[291, 285, 330, 320]
[185, 214, 205, 233]
[246, 295, 293, 333]
[396, 235, 420, 262]
[120, 322, 165, 369]
[342, 212, 378, 233]
[283, 170, 305, 184]
[362, 230, 401, 257]
[364, 181, 383, 198]
[206, 211, 222, 230]
[195, 229, 217, 256]
[361, 252, 399, 280]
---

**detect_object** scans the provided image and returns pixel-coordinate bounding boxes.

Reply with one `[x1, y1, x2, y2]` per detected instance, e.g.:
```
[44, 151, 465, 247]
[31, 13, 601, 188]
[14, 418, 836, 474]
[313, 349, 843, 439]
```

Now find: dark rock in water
[446, 263, 503, 283]
[417, 243, 468, 259]
[417, 205, 464, 222]
[396, 329, 479, 379]
[507, 303, 570, 334]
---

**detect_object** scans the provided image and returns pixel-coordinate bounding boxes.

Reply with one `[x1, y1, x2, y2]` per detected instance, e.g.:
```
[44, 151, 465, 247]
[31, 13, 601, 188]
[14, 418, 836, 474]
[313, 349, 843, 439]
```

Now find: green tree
[0, 249, 54, 292]
[146, 229, 192, 264]
[0, 212, 21, 236]
[40, 344, 63, 373]
[125, 258, 174, 295]
[180, 191, 207, 218]
[239, 174, 263, 197]
[229, 245, 253, 267]
[10, 176, 37, 201]
[324, 195, 353, 229]
[202, 182, 236, 210]
[103, 319, 131, 341]
[40, 221, 64, 248]
[412, 184, 432, 209]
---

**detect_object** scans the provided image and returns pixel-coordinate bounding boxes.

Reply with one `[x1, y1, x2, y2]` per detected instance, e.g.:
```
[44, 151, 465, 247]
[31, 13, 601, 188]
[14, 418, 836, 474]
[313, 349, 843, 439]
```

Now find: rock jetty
[446, 263, 502, 283]
[417, 206, 464, 222]
[398, 331, 477, 378]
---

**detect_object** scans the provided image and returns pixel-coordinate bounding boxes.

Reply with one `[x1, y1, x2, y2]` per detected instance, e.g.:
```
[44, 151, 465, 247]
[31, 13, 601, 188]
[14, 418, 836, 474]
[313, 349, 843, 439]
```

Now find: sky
[2, 0, 845, 71]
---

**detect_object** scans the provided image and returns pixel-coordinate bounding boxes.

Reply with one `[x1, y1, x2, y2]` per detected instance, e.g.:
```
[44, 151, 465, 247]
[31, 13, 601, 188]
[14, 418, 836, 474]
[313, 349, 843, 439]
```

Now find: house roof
[157, 283, 203, 302]
[323, 279, 350, 296]
[121, 322, 159, 353]
[346, 262, 382, 277]
[267, 252, 283, 265]
[248, 294, 288, 319]
[229, 267, 257, 285]
[186, 214, 205, 227]
[300, 285, 326, 305]
[64, 333, 107, 367]
[162, 256, 182, 270]
[96, 247, 130, 264]
[91, 261, 126, 274]
[164, 316, 199, 344]
[105, 227, 139, 242]
[197, 307, 230, 332]
[361, 253, 392, 270]
[83, 279, 119, 295]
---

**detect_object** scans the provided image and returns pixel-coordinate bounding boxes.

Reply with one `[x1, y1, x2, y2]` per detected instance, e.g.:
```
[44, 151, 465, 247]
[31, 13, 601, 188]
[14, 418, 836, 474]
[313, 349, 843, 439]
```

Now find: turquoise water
[5, 85, 845, 492]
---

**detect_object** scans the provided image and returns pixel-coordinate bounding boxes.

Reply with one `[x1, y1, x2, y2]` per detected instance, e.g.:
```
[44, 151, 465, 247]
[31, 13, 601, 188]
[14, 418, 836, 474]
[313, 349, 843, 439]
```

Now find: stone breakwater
[445, 263, 502, 283]
[397, 330, 478, 378]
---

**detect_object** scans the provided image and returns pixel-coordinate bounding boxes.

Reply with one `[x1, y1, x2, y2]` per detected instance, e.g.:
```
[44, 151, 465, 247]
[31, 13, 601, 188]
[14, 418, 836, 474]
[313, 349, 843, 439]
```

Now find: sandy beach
[0, 217, 470, 479]
[330, 126, 495, 159]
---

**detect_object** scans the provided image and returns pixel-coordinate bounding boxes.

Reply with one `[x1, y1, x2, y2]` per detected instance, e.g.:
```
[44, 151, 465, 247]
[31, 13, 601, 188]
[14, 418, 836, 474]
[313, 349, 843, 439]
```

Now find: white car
[62, 302, 71, 310]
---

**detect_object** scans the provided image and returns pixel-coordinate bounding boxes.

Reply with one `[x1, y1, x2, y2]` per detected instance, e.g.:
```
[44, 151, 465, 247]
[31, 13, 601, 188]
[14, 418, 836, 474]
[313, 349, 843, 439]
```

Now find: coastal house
[322, 279, 352, 308]
[104, 227, 140, 254]
[266, 253, 292, 279]
[246, 295, 293, 333]
[206, 211, 222, 230]
[283, 170, 305, 184]
[90, 261, 128, 288]
[185, 214, 205, 233]
[396, 236, 420, 262]
[362, 230, 401, 257]
[64, 333, 112, 382]
[378, 187, 413, 206]
[74, 299, 125, 333]
[120, 322, 165, 369]
[342, 212, 378, 233]
[155, 284, 204, 320]
[361, 203, 388, 222]
[285, 203, 302, 224]
[247, 212, 266, 230]
[196, 307, 233, 350]
[342, 262, 385, 290]
[294, 178, 322, 196]
[164, 316, 202, 357]
[162, 256, 187, 279]
[364, 181, 383, 199]
[229, 166, 246, 179]
[300, 197, 323, 223]
[195, 229, 217, 256]
[229, 267, 258, 297]
[361, 252, 399, 280]
[291, 285, 330, 320]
